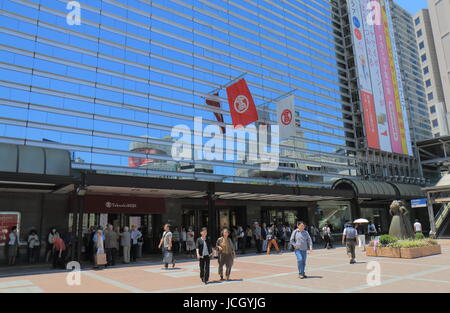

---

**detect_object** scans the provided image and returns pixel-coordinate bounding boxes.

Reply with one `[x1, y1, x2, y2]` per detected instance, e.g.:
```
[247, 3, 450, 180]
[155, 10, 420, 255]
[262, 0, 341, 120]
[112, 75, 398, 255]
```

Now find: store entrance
[261, 207, 308, 227]
[182, 207, 246, 234]
[72, 212, 162, 254]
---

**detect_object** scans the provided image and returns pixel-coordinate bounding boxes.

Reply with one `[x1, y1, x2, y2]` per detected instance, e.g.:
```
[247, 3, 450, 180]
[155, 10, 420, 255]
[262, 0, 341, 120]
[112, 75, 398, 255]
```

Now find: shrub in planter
[415, 233, 425, 240]
[379, 235, 398, 246]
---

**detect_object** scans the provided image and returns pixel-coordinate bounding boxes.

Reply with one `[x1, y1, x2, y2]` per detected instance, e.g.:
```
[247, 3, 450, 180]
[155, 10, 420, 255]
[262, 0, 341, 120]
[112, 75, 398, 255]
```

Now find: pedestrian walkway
[0, 241, 448, 293]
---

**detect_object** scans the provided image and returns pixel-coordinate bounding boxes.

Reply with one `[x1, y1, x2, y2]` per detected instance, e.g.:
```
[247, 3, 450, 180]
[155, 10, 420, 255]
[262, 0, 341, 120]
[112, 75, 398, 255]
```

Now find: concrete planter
[400, 245, 442, 259]
[365, 246, 401, 258]
[366, 245, 441, 259]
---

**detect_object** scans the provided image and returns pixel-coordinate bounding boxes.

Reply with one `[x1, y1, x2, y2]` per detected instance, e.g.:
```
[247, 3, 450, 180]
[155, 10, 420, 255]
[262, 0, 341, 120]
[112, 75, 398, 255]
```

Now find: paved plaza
[0, 241, 449, 293]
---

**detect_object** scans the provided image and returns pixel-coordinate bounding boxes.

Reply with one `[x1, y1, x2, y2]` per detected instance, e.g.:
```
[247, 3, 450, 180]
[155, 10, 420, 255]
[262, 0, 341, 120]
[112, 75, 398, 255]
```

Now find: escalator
[435, 203, 450, 238]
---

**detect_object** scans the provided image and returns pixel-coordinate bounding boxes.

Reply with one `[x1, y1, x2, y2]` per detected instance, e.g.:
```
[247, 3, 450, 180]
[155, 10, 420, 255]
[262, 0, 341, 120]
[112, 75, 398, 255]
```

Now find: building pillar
[427, 192, 437, 238]
[207, 182, 218, 243]
[350, 198, 361, 220]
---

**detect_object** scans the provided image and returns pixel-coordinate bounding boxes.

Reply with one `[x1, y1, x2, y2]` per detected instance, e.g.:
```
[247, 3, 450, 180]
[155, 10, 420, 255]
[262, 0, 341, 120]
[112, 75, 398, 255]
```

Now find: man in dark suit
[196, 227, 213, 285]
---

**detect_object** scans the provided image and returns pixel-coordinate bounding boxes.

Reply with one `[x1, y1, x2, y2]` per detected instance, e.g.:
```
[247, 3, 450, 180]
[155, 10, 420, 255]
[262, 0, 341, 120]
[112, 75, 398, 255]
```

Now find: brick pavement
[0, 240, 449, 293]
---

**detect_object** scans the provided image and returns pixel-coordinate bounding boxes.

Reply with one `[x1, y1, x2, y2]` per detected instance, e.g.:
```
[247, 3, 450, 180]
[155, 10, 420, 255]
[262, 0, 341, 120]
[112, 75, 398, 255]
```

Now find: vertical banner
[360, 91, 380, 149]
[385, 0, 413, 156]
[381, 0, 408, 155]
[276, 94, 296, 140]
[348, 0, 380, 150]
[373, 0, 403, 154]
[226, 79, 259, 128]
[360, 0, 392, 152]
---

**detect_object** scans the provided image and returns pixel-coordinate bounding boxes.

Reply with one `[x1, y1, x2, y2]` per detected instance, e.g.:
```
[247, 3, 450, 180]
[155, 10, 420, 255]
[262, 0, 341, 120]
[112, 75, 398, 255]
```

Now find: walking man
[253, 222, 262, 253]
[261, 222, 268, 252]
[120, 226, 131, 264]
[104, 224, 119, 266]
[342, 222, 358, 264]
[368, 221, 377, 241]
[414, 219, 423, 235]
[196, 227, 213, 284]
[130, 225, 142, 262]
[322, 223, 333, 249]
[290, 221, 313, 279]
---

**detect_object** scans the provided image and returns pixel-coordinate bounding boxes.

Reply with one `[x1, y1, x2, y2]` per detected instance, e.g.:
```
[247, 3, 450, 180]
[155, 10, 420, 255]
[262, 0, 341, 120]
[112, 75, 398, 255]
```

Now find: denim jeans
[294, 249, 307, 276]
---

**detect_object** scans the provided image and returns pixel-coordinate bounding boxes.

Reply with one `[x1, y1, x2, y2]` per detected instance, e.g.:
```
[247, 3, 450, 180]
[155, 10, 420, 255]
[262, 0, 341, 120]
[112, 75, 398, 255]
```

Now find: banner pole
[206, 72, 248, 95]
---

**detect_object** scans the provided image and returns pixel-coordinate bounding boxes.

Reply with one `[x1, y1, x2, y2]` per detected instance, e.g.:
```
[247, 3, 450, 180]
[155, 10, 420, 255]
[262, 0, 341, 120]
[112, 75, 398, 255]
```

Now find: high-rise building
[389, 1, 433, 142]
[427, 0, 450, 136]
[414, 8, 448, 137]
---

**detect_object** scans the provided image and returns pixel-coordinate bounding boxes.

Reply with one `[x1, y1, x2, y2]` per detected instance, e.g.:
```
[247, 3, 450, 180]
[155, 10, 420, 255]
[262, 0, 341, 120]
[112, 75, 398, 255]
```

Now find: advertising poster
[0, 212, 20, 245]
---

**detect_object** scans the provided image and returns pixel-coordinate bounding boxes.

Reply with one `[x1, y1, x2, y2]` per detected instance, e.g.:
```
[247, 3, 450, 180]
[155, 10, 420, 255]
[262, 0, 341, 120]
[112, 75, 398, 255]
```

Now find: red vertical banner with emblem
[226, 79, 259, 128]
[360, 91, 380, 150]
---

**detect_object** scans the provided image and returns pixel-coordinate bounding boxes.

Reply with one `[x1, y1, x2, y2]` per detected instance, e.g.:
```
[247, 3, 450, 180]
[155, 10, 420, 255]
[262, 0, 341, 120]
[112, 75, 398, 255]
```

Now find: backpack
[345, 227, 357, 239]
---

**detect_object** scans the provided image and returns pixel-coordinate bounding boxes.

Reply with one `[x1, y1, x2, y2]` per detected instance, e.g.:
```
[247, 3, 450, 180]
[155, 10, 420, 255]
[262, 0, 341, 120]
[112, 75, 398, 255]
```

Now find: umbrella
[353, 218, 369, 223]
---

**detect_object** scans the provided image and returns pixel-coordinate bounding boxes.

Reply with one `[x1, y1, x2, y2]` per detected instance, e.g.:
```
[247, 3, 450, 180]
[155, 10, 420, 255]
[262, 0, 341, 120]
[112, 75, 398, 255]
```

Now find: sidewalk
[0, 243, 342, 278]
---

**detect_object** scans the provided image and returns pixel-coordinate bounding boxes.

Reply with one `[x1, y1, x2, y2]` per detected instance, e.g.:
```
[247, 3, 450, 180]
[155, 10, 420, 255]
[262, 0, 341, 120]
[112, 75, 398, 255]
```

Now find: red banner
[226, 79, 259, 128]
[206, 92, 226, 133]
[360, 91, 380, 150]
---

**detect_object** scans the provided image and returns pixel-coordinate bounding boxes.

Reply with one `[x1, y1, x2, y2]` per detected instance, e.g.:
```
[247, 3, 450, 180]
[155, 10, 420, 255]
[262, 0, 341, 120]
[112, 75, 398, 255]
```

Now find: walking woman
[93, 229, 106, 269]
[290, 221, 313, 279]
[196, 227, 213, 285]
[8, 226, 19, 265]
[216, 228, 235, 281]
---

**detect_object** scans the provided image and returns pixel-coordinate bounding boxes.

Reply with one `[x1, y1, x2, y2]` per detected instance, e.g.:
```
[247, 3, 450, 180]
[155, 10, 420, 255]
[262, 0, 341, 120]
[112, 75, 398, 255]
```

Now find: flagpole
[259, 88, 298, 108]
[206, 72, 248, 95]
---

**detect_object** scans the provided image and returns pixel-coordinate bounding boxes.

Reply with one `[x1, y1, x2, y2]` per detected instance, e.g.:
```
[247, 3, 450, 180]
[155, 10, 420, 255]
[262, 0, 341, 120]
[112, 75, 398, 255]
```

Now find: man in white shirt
[414, 219, 423, 234]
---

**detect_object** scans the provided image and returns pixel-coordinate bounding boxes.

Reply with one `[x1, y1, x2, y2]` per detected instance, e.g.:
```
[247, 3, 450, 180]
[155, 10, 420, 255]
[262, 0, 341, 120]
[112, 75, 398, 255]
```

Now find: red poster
[0, 213, 20, 244]
[360, 91, 380, 150]
[226, 79, 259, 128]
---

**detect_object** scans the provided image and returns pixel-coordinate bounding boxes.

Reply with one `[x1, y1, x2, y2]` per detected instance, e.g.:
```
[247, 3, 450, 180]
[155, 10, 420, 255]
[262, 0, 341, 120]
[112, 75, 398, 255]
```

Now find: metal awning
[332, 178, 424, 200]
[83, 173, 354, 202]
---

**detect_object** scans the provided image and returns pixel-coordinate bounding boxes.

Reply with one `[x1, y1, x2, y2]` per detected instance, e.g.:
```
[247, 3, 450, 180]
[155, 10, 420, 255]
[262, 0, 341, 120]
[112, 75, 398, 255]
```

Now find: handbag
[163, 250, 173, 264]
[95, 253, 107, 266]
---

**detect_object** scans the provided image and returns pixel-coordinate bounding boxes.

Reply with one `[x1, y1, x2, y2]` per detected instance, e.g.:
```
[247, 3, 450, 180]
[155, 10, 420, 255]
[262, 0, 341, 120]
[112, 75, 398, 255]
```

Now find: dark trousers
[106, 248, 117, 265]
[238, 238, 246, 254]
[218, 253, 233, 278]
[246, 237, 252, 248]
[254, 238, 261, 253]
[324, 235, 333, 248]
[53, 250, 66, 269]
[199, 256, 210, 282]
[131, 244, 139, 262]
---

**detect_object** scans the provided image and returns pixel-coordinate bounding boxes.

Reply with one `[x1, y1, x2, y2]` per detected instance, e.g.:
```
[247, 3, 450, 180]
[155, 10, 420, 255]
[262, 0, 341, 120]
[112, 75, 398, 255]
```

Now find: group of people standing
[86, 224, 143, 268]
[5, 226, 75, 268]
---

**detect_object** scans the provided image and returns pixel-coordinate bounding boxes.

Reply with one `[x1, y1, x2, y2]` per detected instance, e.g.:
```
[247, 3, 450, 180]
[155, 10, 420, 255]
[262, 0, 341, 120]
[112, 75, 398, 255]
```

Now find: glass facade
[0, 0, 356, 187]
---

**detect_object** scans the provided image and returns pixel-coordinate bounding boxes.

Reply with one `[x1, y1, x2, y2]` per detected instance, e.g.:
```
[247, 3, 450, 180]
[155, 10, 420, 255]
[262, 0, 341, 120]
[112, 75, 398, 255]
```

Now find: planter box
[366, 245, 441, 259]
[365, 247, 401, 258]
[400, 245, 442, 259]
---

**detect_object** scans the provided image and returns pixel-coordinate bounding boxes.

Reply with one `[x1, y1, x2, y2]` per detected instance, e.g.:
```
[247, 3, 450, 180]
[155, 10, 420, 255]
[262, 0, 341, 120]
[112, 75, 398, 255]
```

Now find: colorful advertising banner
[381, 0, 408, 155]
[348, 0, 412, 155]
[360, 0, 392, 152]
[348, 0, 380, 150]
[385, 0, 413, 156]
